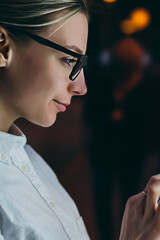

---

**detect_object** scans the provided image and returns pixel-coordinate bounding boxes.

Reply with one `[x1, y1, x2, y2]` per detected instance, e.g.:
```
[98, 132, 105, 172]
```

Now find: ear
[0, 27, 13, 67]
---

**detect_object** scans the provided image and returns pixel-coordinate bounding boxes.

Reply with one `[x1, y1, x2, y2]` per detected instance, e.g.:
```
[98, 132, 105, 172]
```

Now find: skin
[0, 12, 88, 133]
[119, 174, 160, 240]
[0, 8, 160, 240]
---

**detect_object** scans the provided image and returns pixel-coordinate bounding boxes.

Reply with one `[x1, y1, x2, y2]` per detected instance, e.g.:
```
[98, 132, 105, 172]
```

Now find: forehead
[47, 12, 88, 54]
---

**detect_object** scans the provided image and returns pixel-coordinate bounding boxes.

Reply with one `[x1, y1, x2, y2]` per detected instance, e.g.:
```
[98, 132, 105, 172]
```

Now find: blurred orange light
[130, 8, 151, 30]
[103, 0, 117, 3]
[120, 19, 136, 35]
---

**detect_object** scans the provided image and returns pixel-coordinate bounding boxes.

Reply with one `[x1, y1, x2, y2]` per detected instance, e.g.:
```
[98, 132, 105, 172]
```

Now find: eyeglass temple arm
[19, 29, 82, 58]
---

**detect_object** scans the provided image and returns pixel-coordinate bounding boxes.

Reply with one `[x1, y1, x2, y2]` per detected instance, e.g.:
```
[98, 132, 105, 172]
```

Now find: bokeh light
[120, 19, 137, 35]
[130, 8, 151, 30]
[99, 50, 111, 66]
[103, 0, 117, 3]
[120, 8, 151, 35]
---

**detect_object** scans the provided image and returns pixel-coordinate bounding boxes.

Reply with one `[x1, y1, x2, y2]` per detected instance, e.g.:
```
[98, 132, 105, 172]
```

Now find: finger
[127, 192, 147, 217]
[156, 199, 160, 222]
[144, 174, 160, 218]
[145, 174, 160, 190]
[144, 181, 160, 219]
[141, 191, 147, 215]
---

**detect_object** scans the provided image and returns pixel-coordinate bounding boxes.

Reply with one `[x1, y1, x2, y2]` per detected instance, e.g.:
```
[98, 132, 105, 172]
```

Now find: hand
[119, 174, 160, 240]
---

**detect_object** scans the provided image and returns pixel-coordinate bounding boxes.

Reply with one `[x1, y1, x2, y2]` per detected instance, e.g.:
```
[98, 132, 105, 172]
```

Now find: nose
[68, 70, 87, 96]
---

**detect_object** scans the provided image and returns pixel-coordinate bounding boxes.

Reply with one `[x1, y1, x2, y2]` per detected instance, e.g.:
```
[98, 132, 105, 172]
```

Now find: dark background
[16, 0, 160, 239]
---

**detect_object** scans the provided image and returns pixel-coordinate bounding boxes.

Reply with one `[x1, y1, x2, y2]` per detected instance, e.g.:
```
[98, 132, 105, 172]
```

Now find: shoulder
[24, 144, 58, 181]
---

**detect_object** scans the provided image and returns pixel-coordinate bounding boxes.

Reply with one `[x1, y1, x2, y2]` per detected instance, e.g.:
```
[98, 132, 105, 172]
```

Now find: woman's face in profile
[2, 12, 88, 127]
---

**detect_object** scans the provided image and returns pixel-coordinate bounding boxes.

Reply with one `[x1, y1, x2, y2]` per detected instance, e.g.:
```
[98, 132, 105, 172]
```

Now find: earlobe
[0, 29, 12, 68]
[0, 53, 7, 67]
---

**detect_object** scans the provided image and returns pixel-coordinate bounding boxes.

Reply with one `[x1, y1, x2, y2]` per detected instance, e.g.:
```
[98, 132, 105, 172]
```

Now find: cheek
[7, 45, 68, 102]
[3, 47, 69, 126]
[6, 52, 56, 101]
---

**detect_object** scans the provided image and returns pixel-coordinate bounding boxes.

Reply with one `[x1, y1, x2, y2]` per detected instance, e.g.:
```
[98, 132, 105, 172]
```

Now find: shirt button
[1, 153, 8, 161]
[50, 201, 55, 208]
[21, 165, 30, 173]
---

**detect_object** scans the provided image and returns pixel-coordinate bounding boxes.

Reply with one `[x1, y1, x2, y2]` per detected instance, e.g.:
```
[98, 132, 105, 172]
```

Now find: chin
[30, 113, 57, 128]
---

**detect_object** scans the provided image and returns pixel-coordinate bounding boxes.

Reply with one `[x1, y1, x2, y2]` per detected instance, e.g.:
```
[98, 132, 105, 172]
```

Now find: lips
[53, 100, 70, 112]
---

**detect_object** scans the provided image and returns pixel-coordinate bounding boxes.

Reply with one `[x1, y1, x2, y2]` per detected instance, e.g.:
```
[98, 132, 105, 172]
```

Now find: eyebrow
[64, 45, 84, 55]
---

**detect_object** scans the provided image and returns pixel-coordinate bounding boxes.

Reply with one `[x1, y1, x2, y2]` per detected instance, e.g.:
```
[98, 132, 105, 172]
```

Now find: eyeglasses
[17, 29, 88, 81]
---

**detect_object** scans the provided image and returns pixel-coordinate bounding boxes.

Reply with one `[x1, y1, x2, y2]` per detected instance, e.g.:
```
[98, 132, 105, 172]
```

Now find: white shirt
[0, 124, 90, 240]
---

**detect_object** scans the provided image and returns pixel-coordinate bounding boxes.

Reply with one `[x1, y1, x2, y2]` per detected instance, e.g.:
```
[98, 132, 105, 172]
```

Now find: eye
[63, 58, 77, 67]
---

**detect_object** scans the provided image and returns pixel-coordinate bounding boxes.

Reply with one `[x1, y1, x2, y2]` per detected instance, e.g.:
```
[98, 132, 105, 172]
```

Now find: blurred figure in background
[86, 36, 160, 240]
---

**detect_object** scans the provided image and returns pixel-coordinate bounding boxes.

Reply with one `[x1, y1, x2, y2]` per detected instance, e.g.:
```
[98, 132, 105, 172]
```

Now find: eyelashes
[62, 57, 77, 67]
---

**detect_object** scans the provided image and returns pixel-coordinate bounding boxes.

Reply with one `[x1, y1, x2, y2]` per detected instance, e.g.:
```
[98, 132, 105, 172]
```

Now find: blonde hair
[0, 0, 90, 40]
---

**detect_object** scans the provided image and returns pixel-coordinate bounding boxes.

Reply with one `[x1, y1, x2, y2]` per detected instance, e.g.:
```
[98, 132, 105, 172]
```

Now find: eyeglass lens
[70, 56, 88, 80]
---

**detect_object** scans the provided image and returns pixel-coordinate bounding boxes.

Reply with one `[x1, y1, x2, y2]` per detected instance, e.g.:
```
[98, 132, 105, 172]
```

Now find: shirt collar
[0, 124, 27, 155]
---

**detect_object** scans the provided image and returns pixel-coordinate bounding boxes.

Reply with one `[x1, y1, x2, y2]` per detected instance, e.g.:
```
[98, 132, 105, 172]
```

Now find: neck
[0, 98, 18, 133]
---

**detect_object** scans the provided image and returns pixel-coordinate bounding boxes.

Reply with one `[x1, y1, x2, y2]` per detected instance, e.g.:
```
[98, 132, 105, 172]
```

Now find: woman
[0, 0, 159, 239]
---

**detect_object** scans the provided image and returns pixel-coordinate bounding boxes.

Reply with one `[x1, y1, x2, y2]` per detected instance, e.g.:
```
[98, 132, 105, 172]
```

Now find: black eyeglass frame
[17, 29, 88, 81]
